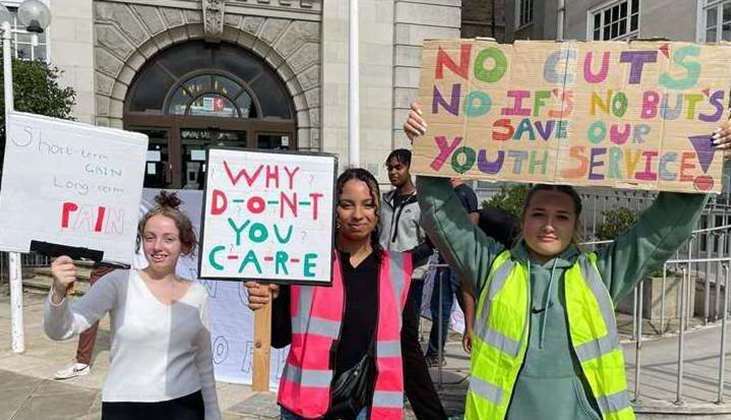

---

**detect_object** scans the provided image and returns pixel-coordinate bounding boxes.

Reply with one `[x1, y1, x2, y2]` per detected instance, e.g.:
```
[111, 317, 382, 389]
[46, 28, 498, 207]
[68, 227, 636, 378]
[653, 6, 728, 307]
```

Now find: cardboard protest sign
[199, 148, 336, 284]
[0, 111, 148, 265]
[412, 39, 731, 193]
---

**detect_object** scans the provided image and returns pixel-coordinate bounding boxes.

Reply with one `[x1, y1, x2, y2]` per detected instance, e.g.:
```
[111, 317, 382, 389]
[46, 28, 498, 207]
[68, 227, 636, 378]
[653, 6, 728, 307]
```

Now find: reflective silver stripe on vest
[576, 256, 620, 361]
[389, 251, 405, 303]
[480, 326, 521, 357]
[282, 364, 333, 388]
[596, 390, 632, 413]
[474, 259, 517, 354]
[372, 390, 403, 408]
[487, 259, 516, 300]
[574, 333, 617, 362]
[376, 340, 401, 357]
[291, 316, 341, 338]
[292, 286, 314, 334]
[468, 375, 503, 405]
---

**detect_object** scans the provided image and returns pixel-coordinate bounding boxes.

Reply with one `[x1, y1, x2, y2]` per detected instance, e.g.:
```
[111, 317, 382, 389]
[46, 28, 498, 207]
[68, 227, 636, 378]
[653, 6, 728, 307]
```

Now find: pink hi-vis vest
[277, 250, 413, 419]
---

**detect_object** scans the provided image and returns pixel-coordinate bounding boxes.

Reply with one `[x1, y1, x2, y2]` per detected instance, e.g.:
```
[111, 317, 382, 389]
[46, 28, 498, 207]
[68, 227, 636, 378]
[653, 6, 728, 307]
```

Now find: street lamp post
[0, 0, 51, 354]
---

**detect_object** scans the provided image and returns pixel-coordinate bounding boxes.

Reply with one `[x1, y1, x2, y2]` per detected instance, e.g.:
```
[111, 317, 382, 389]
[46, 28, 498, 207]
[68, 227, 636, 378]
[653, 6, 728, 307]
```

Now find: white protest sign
[138, 189, 288, 390]
[200, 148, 336, 284]
[0, 112, 148, 265]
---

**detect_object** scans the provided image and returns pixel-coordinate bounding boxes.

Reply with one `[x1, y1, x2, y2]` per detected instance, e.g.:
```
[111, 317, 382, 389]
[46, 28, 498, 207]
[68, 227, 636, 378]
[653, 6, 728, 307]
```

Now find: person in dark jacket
[379, 148, 448, 419]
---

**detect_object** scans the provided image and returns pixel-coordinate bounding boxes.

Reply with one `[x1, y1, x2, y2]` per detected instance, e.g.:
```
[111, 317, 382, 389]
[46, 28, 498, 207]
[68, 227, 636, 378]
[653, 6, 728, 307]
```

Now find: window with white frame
[6, 6, 47, 61]
[517, 0, 533, 27]
[589, 0, 639, 41]
[703, 1, 731, 42]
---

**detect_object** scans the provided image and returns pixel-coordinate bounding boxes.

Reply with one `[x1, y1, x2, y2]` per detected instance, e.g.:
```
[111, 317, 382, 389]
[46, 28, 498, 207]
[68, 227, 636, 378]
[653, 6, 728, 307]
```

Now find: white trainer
[53, 362, 90, 380]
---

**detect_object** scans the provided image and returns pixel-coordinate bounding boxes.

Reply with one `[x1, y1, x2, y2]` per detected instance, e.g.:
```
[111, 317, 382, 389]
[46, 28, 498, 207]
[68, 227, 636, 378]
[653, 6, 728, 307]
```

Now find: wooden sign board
[199, 148, 337, 284]
[412, 39, 731, 193]
[0, 112, 148, 265]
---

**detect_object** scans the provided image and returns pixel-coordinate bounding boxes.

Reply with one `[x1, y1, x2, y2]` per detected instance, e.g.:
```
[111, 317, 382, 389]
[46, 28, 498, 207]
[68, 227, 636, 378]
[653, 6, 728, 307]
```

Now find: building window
[166, 74, 257, 118]
[703, 1, 731, 42]
[590, 0, 639, 40]
[6, 6, 47, 61]
[517, 0, 533, 27]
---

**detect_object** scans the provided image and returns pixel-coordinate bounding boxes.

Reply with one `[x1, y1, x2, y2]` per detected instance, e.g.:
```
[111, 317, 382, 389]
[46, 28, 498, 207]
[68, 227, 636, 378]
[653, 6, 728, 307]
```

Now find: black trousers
[101, 390, 204, 420]
[401, 279, 448, 420]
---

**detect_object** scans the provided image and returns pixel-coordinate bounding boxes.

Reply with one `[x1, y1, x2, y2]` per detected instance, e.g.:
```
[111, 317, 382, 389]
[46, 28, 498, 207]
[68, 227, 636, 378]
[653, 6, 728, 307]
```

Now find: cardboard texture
[413, 39, 731, 193]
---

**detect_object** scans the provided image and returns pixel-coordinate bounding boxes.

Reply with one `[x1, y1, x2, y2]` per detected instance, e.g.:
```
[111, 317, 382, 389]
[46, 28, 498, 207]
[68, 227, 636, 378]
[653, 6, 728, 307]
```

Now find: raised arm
[43, 257, 121, 340]
[595, 192, 708, 302]
[416, 176, 504, 294]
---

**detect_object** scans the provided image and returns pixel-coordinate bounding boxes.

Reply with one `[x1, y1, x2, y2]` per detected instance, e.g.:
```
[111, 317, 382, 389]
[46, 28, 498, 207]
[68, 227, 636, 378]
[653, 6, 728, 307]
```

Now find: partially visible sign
[412, 39, 731, 193]
[138, 189, 289, 390]
[0, 112, 148, 265]
[199, 148, 337, 284]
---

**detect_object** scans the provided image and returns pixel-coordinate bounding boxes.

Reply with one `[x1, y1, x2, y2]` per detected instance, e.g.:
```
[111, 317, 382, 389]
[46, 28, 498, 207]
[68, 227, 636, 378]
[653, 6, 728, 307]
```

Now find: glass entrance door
[256, 132, 292, 150]
[180, 128, 247, 189]
[132, 128, 170, 188]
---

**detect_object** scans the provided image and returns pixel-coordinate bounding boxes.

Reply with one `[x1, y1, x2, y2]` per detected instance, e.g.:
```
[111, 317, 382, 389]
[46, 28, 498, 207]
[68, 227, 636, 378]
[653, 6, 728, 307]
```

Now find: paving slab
[4, 286, 731, 418]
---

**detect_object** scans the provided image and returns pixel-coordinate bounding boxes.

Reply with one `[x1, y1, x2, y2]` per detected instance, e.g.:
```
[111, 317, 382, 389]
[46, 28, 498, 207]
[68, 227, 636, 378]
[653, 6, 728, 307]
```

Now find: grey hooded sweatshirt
[379, 189, 430, 279]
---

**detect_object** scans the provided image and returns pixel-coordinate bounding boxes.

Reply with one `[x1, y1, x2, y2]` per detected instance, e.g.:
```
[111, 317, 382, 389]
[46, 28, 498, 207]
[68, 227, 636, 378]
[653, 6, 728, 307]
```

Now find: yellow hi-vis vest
[465, 251, 635, 420]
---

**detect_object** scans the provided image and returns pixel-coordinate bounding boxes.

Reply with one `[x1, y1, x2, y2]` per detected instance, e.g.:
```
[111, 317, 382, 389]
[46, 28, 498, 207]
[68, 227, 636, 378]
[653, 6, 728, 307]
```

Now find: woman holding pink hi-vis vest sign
[404, 103, 731, 420]
[246, 168, 441, 420]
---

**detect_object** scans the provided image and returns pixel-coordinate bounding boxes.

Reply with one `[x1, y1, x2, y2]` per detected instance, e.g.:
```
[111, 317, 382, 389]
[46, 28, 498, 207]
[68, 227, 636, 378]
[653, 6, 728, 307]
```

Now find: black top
[454, 183, 479, 214]
[334, 250, 379, 373]
[270, 249, 443, 419]
[478, 207, 519, 249]
[271, 251, 381, 373]
[391, 192, 410, 210]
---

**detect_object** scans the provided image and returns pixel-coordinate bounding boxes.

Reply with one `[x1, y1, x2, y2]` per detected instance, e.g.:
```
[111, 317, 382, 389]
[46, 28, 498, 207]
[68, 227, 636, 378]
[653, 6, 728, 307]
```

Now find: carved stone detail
[94, 2, 321, 150]
[203, 0, 225, 40]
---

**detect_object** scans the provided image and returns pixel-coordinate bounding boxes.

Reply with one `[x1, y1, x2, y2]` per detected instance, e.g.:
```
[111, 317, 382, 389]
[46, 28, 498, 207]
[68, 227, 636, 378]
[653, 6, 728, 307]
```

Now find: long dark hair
[335, 168, 383, 263]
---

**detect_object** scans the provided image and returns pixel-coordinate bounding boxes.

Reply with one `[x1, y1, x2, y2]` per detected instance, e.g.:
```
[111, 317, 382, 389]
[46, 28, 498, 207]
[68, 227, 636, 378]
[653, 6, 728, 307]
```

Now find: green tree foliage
[482, 184, 530, 218]
[596, 207, 638, 241]
[0, 58, 76, 171]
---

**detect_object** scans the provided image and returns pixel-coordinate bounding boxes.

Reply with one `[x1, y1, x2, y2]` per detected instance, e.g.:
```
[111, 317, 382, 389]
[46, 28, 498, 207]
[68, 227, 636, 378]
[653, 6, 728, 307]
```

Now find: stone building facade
[37, 0, 462, 188]
[504, 0, 702, 43]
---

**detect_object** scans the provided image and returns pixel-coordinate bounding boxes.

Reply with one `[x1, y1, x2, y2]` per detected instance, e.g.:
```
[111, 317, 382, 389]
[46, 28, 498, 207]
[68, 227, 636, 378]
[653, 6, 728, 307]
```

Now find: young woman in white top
[44, 192, 221, 420]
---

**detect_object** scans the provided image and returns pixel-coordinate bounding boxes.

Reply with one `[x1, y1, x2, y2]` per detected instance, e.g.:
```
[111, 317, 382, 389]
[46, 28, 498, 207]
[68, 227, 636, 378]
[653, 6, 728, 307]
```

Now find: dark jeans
[401, 278, 448, 420]
[426, 268, 458, 357]
[101, 390, 204, 420]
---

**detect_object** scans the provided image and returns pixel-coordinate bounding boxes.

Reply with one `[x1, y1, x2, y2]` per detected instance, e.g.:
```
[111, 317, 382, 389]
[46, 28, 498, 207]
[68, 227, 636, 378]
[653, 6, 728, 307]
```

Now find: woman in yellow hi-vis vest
[404, 103, 731, 420]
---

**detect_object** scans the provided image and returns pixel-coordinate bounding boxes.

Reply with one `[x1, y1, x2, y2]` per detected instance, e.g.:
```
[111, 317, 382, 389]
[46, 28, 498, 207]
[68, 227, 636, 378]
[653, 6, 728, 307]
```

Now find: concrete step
[23, 273, 91, 295]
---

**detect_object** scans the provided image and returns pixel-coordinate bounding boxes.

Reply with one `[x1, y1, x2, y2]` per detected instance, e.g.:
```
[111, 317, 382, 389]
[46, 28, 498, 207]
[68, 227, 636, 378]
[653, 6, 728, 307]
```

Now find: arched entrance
[124, 41, 296, 189]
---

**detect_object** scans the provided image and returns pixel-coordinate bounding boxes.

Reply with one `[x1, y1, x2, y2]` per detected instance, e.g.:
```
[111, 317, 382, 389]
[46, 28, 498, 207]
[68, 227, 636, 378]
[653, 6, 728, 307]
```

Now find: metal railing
[0, 252, 49, 286]
[424, 217, 731, 412]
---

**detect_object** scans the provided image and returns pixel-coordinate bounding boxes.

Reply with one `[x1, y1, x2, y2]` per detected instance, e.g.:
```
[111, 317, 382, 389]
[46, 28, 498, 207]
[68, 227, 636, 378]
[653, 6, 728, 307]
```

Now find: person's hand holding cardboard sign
[404, 102, 427, 144]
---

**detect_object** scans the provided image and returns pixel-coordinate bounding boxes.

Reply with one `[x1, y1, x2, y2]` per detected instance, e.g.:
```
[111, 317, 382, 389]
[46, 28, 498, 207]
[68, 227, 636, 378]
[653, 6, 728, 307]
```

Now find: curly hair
[335, 168, 383, 262]
[136, 191, 197, 255]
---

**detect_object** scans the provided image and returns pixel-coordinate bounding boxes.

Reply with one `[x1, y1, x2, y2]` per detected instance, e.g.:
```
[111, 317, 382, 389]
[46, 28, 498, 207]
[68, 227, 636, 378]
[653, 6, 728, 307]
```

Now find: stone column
[392, 0, 461, 149]
[50, 0, 95, 124]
